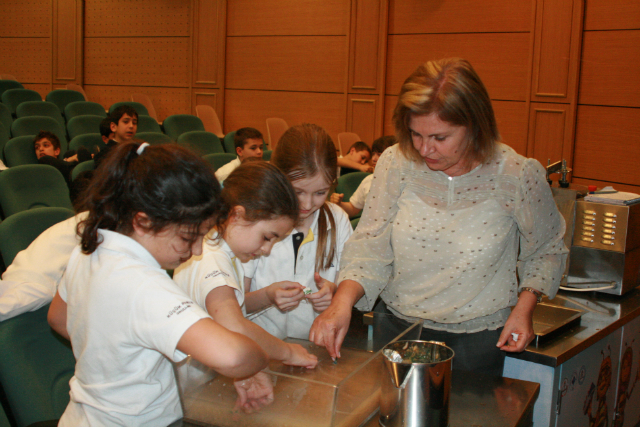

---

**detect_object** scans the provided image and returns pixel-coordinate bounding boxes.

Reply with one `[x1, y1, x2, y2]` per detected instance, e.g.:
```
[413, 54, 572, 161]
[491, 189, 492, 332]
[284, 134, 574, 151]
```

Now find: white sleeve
[332, 205, 354, 282]
[348, 175, 373, 209]
[173, 247, 244, 310]
[0, 213, 85, 320]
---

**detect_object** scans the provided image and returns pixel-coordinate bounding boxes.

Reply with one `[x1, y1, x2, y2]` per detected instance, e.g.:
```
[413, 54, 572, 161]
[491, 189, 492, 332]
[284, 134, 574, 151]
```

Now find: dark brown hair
[34, 131, 61, 151]
[393, 57, 499, 165]
[77, 142, 226, 254]
[270, 123, 338, 271]
[222, 161, 299, 225]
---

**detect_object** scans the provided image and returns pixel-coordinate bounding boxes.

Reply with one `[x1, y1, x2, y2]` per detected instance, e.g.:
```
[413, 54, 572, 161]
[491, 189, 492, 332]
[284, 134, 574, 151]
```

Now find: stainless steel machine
[567, 200, 640, 295]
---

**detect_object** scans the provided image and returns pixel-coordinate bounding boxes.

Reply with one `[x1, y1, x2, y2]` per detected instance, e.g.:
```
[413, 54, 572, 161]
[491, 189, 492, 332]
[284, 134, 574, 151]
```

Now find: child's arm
[205, 286, 317, 368]
[47, 291, 69, 340]
[339, 201, 362, 218]
[177, 317, 268, 379]
[337, 157, 373, 173]
[244, 281, 305, 314]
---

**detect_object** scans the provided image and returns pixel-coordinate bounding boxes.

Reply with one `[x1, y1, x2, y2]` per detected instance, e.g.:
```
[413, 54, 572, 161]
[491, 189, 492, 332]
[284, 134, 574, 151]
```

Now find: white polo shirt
[58, 229, 210, 427]
[0, 213, 87, 321]
[349, 174, 374, 209]
[245, 203, 353, 339]
[173, 233, 245, 312]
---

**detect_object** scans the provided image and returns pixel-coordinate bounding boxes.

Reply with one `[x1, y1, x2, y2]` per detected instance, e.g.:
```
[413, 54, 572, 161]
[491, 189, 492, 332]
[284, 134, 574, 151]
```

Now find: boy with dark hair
[215, 127, 264, 182]
[35, 131, 89, 185]
[93, 105, 138, 169]
[338, 140, 372, 176]
[332, 135, 397, 217]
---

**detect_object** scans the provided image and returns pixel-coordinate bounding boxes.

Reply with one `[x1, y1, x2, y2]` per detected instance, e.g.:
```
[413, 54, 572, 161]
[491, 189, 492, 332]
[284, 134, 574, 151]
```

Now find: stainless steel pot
[379, 340, 454, 427]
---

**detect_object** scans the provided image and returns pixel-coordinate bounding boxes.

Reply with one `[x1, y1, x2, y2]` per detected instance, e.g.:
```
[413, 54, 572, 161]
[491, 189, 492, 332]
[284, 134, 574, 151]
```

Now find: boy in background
[215, 127, 264, 182]
[35, 131, 89, 185]
[331, 135, 397, 217]
[338, 141, 372, 176]
[94, 105, 138, 169]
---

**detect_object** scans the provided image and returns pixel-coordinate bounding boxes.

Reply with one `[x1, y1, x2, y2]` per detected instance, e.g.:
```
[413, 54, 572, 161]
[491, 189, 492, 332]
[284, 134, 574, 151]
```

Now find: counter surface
[509, 288, 640, 366]
[173, 372, 539, 427]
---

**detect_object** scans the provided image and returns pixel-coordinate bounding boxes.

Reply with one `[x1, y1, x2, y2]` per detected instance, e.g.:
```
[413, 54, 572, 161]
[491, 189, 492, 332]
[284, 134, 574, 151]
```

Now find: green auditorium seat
[136, 115, 162, 133]
[0, 304, 75, 426]
[71, 159, 95, 181]
[0, 164, 73, 218]
[263, 149, 273, 161]
[177, 131, 224, 156]
[0, 103, 13, 135]
[3, 136, 38, 167]
[0, 405, 9, 427]
[109, 101, 149, 117]
[0, 79, 23, 99]
[136, 131, 173, 145]
[163, 114, 205, 141]
[1, 89, 42, 116]
[64, 101, 107, 121]
[203, 153, 236, 172]
[222, 130, 236, 154]
[16, 101, 65, 127]
[68, 134, 105, 154]
[350, 217, 360, 230]
[11, 116, 68, 145]
[335, 171, 370, 223]
[0, 123, 8, 163]
[66, 115, 104, 140]
[45, 89, 85, 116]
[0, 207, 74, 267]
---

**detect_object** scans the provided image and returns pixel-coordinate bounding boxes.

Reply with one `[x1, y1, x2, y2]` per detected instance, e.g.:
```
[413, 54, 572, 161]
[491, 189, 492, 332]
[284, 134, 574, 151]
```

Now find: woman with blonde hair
[310, 58, 568, 376]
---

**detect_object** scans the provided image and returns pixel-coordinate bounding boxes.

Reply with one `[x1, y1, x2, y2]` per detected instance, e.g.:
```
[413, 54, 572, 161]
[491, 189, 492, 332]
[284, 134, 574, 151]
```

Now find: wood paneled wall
[2, 0, 640, 191]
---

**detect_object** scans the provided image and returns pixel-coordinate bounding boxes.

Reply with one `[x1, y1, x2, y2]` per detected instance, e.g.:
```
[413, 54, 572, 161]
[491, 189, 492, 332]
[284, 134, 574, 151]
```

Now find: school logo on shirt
[167, 301, 194, 318]
[204, 270, 230, 280]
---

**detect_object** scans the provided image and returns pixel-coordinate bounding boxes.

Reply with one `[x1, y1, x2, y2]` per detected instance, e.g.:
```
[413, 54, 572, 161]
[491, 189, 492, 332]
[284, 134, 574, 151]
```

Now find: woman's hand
[330, 193, 344, 204]
[266, 281, 305, 312]
[234, 372, 274, 413]
[283, 343, 318, 369]
[496, 291, 537, 352]
[306, 273, 337, 313]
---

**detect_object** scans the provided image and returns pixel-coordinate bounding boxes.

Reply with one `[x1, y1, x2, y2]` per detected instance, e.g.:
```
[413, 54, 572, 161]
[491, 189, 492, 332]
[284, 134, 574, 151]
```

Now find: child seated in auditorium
[331, 135, 397, 217]
[215, 127, 264, 182]
[337, 140, 372, 176]
[35, 131, 90, 185]
[93, 105, 138, 169]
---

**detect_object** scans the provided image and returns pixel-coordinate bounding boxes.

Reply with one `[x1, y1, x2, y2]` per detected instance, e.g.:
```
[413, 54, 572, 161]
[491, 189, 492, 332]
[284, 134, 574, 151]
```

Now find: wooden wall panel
[388, 0, 531, 34]
[84, 86, 190, 121]
[0, 0, 51, 37]
[193, 0, 225, 87]
[227, 0, 349, 36]
[385, 33, 531, 101]
[84, 38, 190, 87]
[579, 30, 640, 108]
[584, 0, 640, 31]
[22, 84, 49, 99]
[224, 89, 346, 142]
[527, 103, 572, 167]
[226, 36, 346, 93]
[382, 96, 529, 156]
[493, 101, 529, 156]
[531, 0, 582, 100]
[84, 0, 190, 37]
[193, 90, 224, 123]
[347, 95, 379, 145]
[573, 105, 640, 186]
[349, 0, 382, 91]
[53, 0, 81, 83]
[0, 38, 51, 84]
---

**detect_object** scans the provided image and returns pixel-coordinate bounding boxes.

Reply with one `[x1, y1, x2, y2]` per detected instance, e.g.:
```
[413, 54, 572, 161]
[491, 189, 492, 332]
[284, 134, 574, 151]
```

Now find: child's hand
[359, 164, 373, 173]
[234, 372, 274, 413]
[64, 154, 78, 162]
[283, 343, 318, 369]
[330, 193, 344, 204]
[306, 273, 337, 313]
[266, 281, 305, 312]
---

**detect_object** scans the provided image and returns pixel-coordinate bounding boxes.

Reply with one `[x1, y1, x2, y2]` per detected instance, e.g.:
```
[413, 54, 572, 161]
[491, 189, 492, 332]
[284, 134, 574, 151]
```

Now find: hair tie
[136, 142, 149, 155]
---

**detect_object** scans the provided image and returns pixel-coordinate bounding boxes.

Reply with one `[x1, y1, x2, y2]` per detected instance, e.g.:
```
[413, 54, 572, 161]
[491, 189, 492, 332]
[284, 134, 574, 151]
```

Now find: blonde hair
[270, 123, 338, 271]
[393, 58, 500, 164]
